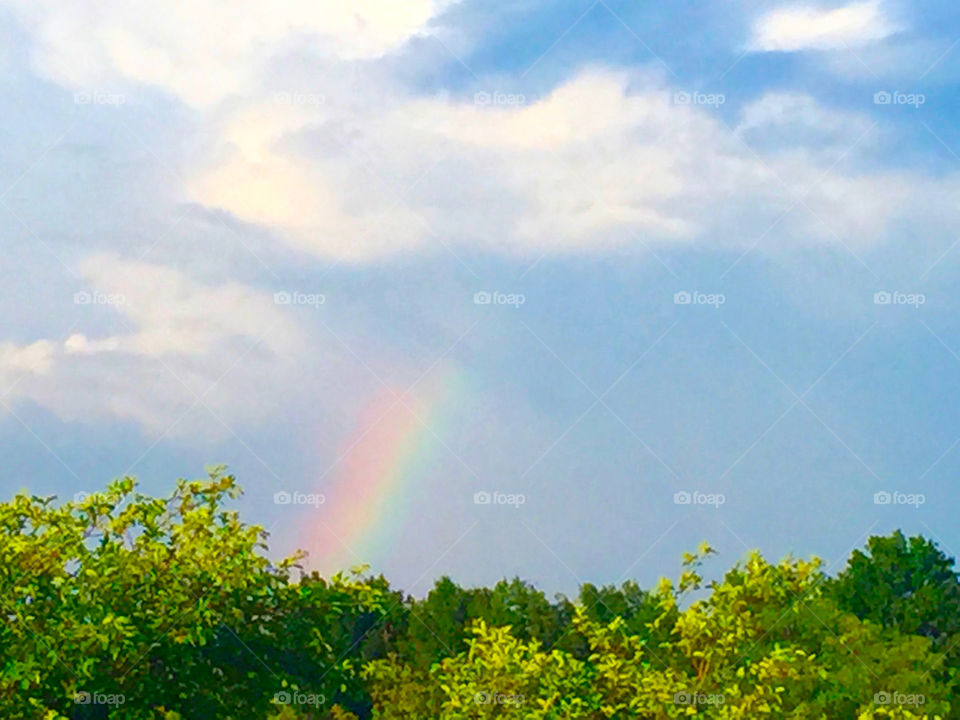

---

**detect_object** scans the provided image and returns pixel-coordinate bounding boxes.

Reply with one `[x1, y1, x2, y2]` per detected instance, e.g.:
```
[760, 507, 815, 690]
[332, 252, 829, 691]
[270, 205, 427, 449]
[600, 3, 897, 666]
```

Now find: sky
[0, 0, 959, 596]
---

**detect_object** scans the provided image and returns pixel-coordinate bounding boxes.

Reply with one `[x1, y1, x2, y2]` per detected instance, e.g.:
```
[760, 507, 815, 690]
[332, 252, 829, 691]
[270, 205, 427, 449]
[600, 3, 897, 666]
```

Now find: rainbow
[305, 368, 461, 572]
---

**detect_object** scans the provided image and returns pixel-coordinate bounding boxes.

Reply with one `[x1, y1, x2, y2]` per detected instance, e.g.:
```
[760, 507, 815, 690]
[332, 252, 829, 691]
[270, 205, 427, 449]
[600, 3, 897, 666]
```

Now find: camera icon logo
[474, 491, 491, 505]
[874, 691, 891, 705]
[74, 691, 92, 705]
[474, 291, 492, 305]
[274, 291, 292, 305]
[672, 91, 691, 105]
[274, 691, 292, 705]
[74, 291, 92, 305]
[474, 91, 491, 105]
[873, 291, 891, 305]
[874, 91, 891, 105]
[674, 291, 691, 305]
[674, 491, 691, 505]
[274, 491, 292, 505]
[874, 491, 892, 505]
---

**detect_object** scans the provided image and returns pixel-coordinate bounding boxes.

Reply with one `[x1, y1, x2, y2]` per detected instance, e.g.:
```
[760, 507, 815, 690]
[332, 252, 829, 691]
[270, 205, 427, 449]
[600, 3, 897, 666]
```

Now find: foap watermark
[474, 91, 527, 107]
[674, 490, 725, 508]
[474, 290, 525, 307]
[474, 491, 526, 508]
[74, 290, 126, 307]
[474, 691, 525, 706]
[672, 90, 725, 108]
[74, 91, 126, 107]
[273, 91, 325, 107]
[274, 691, 325, 707]
[274, 491, 325, 508]
[274, 290, 325, 308]
[674, 290, 725, 308]
[673, 691, 725, 707]
[74, 491, 126, 505]
[874, 290, 925, 308]
[74, 691, 125, 707]
[874, 691, 925, 707]
[874, 91, 925, 108]
[874, 491, 925, 508]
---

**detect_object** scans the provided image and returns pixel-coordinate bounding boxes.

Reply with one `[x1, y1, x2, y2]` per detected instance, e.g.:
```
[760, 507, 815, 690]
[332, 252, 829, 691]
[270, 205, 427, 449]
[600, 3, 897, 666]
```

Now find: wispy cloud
[750, 1, 897, 52]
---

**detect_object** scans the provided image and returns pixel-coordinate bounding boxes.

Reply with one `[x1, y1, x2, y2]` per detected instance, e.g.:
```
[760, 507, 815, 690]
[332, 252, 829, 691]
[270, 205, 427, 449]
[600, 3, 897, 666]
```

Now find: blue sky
[0, 0, 959, 595]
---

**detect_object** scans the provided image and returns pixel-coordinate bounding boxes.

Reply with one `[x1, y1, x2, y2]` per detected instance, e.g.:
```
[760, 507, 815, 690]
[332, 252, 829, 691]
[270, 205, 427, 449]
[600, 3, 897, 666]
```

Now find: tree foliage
[828, 531, 960, 648]
[0, 474, 955, 719]
[0, 470, 390, 719]
[364, 546, 950, 718]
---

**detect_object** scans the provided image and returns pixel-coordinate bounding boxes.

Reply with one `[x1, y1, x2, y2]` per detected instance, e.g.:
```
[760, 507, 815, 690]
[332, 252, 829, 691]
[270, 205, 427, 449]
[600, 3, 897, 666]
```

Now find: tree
[363, 546, 952, 718]
[0, 470, 390, 719]
[393, 577, 574, 670]
[829, 531, 960, 645]
[2, 474, 954, 719]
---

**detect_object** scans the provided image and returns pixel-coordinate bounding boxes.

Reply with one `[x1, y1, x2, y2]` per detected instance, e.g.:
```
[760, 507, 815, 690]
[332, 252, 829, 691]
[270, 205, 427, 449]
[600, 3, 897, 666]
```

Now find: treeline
[1, 470, 957, 718]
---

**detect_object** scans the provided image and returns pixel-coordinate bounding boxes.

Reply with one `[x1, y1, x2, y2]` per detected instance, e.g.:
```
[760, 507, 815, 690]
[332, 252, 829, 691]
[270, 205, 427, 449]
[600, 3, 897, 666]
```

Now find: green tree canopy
[0, 474, 955, 719]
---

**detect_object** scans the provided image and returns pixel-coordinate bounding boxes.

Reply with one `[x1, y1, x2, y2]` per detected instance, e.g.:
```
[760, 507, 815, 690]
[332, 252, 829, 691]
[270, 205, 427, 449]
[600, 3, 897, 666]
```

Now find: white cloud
[187, 102, 427, 262]
[63, 334, 120, 355]
[5, 0, 454, 106]
[750, 1, 896, 52]
[4, 0, 947, 266]
[0, 340, 54, 383]
[3, 256, 308, 435]
[188, 70, 712, 259]
[74, 254, 302, 359]
[184, 69, 959, 260]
